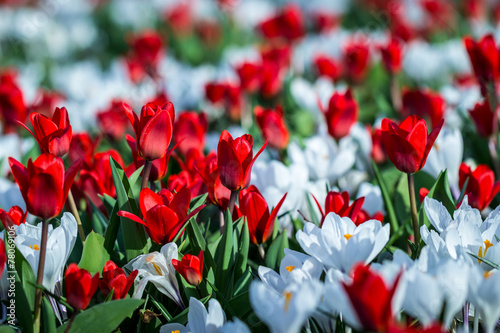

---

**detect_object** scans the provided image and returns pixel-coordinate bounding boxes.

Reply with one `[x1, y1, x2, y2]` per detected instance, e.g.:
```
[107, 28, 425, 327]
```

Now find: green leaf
[0, 327, 15, 333]
[228, 291, 251, 319]
[78, 232, 110, 275]
[265, 230, 289, 271]
[372, 161, 399, 234]
[127, 165, 144, 200]
[233, 267, 252, 296]
[57, 299, 143, 333]
[14, 272, 34, 333]
[419, 170, 456, 228]
[186, 218, 216, 271]
[149, 294, 172, 321]
[110, 157, 147, 261]
[394, 173, 410, 222]
[469, 252, 500, 269]
[15, 245, 36, 310]
[234, 218, 249, 281]
[103, 202, 120, 255]
[41, 297, 56, 333]
[215, 210, 234, 292]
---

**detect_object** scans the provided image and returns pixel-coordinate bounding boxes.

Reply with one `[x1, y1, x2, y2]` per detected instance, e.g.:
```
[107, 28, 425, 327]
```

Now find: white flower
[296, 212, 390, 273]
[422, 126, 463, 194]
[14, 213, 77, 292]
[468, 267, 500, 333]
[356, 182, 385, 216]
[125, 243, 184, 308]
[250, 280, 322, 333]
[160, 298, 250, 333]
[258, 249, 323, 293]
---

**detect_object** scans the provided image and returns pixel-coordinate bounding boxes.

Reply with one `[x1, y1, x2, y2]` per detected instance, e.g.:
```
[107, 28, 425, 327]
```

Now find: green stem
[219, 209, 224, 235]
[141, 160, 153, 190]
[407, 173, 420, 247]
[228, 190, 238, 216]
[64, 310, 78, 333]
[34, 219, 50, 333]
[67, 191, 85, 246]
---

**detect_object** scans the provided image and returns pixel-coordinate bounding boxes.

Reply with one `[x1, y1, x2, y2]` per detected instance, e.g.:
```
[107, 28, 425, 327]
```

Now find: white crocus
[14, 212, 77, 292]
[125, 243, 184, 308]
[258, 249, 323, 293]
[296, 212, 390, 273]
[160, 297, 250, 333]
[250, 280, 322, 333]
[468, 267, 500, 333]
[422, 126, 463, 196]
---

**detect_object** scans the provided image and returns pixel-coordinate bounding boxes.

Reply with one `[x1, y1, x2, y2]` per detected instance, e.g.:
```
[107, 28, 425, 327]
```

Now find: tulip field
[3, 0, 500, 332]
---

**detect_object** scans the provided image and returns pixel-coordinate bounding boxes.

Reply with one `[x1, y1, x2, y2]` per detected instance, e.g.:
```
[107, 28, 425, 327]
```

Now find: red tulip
[343, 39, 371, 82]
[239, 185, 287, 245]
[68, 132, 100, 168]
[402, 88, 445, 129]
[258, 4, 304, 41]
[64, 264, 99, 311]
[323, 89, 358, 140]
[125, 102, 175, 161]
[254, 105, 289, 150]
[260, 60, 282, 98]
[19, 107, 72, 157]
[236, 61, 262, 93]
[125, 135, 171, 182]
[379, 37, 403, 74]
[118, 187, 204, 245]
[0, 70, 26, 133]
[172, 112, 207, 157]
[9, 153, 80, 220]
[357, 210, 385, 224]
[217, 131, 267, 191]
[464, 34, 499, 96]
[370, 126, 387, 164]
[260, 43, 291, 70]
[29, 89, 65, 118]
[343, 264, 402, 333]
[469, 100, 497, 138]
[0, 206, 27, 230]
[99, 261, 138, 300]
[168, 149, 207, 198]
[381, 115, 443, 174]
[205, 82, 242, 121]
[312, 191, 365, 226]
[172, 250, 204, 286]
[0, 239, 5, 278]
[459, 163, 500, 211]
[125, 30, 164, 83]
[96, 100, 131, 141]
[195, 153, 232, 211]
[314, 54, 343, 81]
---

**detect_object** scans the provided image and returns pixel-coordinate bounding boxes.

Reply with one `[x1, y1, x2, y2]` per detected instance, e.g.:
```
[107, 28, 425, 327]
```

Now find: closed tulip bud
[379, 37, 403, 74]
[20, 107, 72, 157]
[314, 54, 343, 81]
[469, 100, 497, 138]
[343, 39, 371, 82]
[312, 191, 365, 226]
[254, 105, 289, 150]
[99, 261, 138, 300]
[125, 135, 171, 182]
[381, 115, 443, 174]
[195, 153, 232, 211]
[0, 206, 27, 230]
[324, 89, 358, 140]
[64, 264, 99, 311]
[9, 154, 80, 220]
[239, 185, 287, 245]
[118, 187, 204, 245]
[459, 163, 500, 211]
[217, 131, 267, 191]
[125, 102, 175, 161]
[236, 62, 262, 93]
[172, 250, 204, 286]
[464, 34, 499, 96]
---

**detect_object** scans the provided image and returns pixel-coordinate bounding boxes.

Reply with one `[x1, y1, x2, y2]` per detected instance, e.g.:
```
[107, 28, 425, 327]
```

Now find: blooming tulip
[9, 153, 80, 220]
[172, 112, 207, 156]
[125, 102, 175, 161]
[239, 186, 287, 245]
[99, 260, 138, 300]
[379, 37, 403, 74]
[314, 54, 342, 81]
[172, 250, 203, 286]
[196, 153, 232, 211]
[469, 100, 497, 138]
[459, 163, 500, 211]
[0, 70, 26, 133]
[402, 88, 445, 129]
[217, 131, 267, 191]
[19, 107, 72, 157]
[258, 4, 304, 41]
[312, 191, 365, 226]
[343, 39, 371, 82]
[205, 82, 242, 121]
[125, 135, 171, 182]
[125, 30, 164, 83]
[381, 115, 443, 174]
[118, 187, 204, 245]
[342, 264, 402, 332]
[96, 100, 131, 141]
[254, 105, 289, 150]
[0, 205, 26, 230]
[64, 263, 99, 311]
[464, 34, 499, 96]
[323, 90, 358, 141]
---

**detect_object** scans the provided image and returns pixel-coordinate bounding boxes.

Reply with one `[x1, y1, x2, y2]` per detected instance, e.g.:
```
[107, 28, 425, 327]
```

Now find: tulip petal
[218, 139, 244, 190]
[139, 188, 163, 217]
[27, 172, 64, 220]
[8, 157, 29, 196]
[242, 140, 268, 189]
[169, 187, 191, 221]
[139, 110, 172, 161]
[117, 210, 147, 226]
[422, 119, 444, 169]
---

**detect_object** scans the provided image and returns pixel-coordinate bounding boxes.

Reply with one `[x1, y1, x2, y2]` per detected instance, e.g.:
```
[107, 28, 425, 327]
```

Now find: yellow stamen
[151, 262, 162, 276]
[484, 271, 493, 279]
[285, 265, 295, 272]
[478, 239, 494, 264]
[30, 244, 40, 251]
[283, 291, 293, 312]
[344, 234, 353, 241]
[172, 330, 180, 333]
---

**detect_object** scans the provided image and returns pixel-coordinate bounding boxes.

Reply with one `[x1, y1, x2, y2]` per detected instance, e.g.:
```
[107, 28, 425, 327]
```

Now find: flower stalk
[407, 173, 420, 247]
[141, 160, 153, 190]
[67, 191, 85, 245]
[34, 219, 50, 333]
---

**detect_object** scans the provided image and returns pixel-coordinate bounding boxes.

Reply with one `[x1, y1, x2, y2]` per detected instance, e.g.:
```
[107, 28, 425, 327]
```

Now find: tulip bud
[254, 105, 289, 150]
[64, 264, 100, 311]
[99, 261, 138, 300]
[469, 100, 497, 138]
[379, 37, 403, 74]
[324, 89, 358, 140]
[172, 250, 204, 286]
[312, 191, 364, 226]
[0, 206, 27, 230]
[464, 34, 499, 96]
[459, 163, 500, 211]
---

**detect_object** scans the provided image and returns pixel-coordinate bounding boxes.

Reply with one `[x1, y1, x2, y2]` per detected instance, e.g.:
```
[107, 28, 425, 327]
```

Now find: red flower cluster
[459, 163, 500, 211]
[99, 261, 138, 300]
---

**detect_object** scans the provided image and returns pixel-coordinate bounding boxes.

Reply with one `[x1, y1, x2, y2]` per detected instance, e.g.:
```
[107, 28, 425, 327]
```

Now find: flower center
[477, 239, 494, 264]
[285, 265, 295, 272]
[171, 331, 180, 333]
[283, 291, 293, 312]
[344, 234, 353, 241]
[151, 262, 162, 276]
[30, 244, 40, 251]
